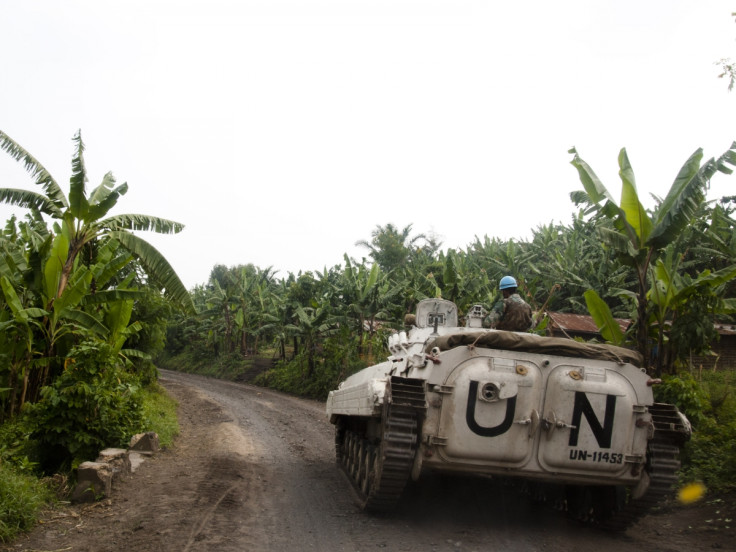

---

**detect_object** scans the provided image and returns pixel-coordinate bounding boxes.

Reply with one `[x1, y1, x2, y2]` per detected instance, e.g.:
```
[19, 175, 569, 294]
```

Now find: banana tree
[0, 259, 105, 412]
[0, 273, 46, 418]
[648, 246, 736, 373]
[569, 142, 736, 372]
[0, 130, 194, 313]
[438, 249, 496, 315]
[229, 265, 277, 355]
[0, 213, 103, 406]
[202, 279, 234, 355]
[355, 223, 427, 273]
[288, 303, 336, 377]
[341, 256, 384, 356]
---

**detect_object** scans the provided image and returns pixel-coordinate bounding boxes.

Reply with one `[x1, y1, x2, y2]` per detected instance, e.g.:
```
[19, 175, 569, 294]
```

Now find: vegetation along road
[8, 370, 732, 552]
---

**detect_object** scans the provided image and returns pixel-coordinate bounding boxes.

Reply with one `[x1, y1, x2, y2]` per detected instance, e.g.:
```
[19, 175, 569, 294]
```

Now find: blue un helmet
[499, 275, 518, 290]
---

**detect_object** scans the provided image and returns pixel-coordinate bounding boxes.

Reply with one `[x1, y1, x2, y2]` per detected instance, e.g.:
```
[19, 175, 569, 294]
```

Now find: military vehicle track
[336, 378, 425, 511]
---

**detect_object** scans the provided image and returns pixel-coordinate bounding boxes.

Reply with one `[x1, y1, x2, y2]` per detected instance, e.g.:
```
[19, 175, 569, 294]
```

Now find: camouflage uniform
[485, 293, 532, 331]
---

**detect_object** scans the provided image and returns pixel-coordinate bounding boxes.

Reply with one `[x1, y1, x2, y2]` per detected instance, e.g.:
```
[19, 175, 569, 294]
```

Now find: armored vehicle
[326, 298, 690, 529]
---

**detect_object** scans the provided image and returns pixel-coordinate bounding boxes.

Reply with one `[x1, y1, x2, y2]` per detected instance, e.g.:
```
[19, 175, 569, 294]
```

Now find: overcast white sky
[2, 1, 736, 289]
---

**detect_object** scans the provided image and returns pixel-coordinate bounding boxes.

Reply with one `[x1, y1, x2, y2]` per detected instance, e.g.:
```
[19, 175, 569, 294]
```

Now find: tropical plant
[0, 130, 193, 418]
[355, 223, 430, 273]
[569, 143, 736, 373]
[0, 130, 193, 313]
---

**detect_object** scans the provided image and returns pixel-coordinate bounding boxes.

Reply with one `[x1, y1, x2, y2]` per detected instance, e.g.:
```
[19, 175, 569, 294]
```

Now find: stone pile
[70, 431, 160, 503]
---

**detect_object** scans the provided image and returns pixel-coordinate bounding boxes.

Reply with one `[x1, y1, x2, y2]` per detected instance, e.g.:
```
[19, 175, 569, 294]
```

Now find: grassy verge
[0, 465, 53, 543]
[140, 381, 180, 448]
[158, 351, 257, 381]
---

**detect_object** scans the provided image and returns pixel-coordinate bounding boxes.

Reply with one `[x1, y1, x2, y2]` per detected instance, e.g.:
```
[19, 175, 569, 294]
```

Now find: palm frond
[68, 130, 90, 220]
[120, 348, 151, 360]
[59, 308, 109, 336]
[0, 130, 68, 210]
[110, 231, 194, 313]
[569, 147, 615, 205]
[647, 148, 705, 250]
[86, 176, 128, 222]
[88, 172, 117, 204]
[81, 289, 146, 305]
[618, 149, 653, 246]
[569, 190, 594, 208]
[0, 188, 64, 218]
[99, 214, 184, 234]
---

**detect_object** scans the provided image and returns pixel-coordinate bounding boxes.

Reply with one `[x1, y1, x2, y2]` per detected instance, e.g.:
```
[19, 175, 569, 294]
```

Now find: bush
[679, 418, 736, 492]
[655, 371, 736, 492]
[654, 372, 712, 427]
[24, 341, 145, 471]
[0, 465, 52, 543]
[253, 356, 333, 399]
[255, 330, 369, 400]
[0, 417, 38, 474]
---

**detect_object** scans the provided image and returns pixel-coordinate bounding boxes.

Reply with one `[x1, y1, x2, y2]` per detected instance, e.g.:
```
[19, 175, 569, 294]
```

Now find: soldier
[485, 275, 533, 331]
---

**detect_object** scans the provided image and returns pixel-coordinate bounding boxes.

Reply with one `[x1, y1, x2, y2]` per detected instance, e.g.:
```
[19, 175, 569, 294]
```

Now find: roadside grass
[157, 350, 247, 380]
[0, 465, 53, 543]
[140, 381, 180, 448]
[157, 349, 279, 383]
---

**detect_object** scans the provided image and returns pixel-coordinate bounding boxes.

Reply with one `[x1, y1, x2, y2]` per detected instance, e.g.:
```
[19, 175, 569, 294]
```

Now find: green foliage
[0, 130, 193, 419]
[569, 142, 736, 374]
[681, 419, 736, 492]
[158, 350, 254, 381]
[355, 223, 434, 273]
[654, 373, 712, 426]
[0, 130, 193, 313]
[0, 465, 52, 543]
[254, 358, 342, 400]
[255, 327, 372, 400]
[668, 293, 720, 361]
[655, 370, 736, 491]
[24, 341, 144, 470]
[0, 378, 176, 544]
[139, 382, 179, 448]
[0, 417, 38, 474]
[584, 289, 626, 345]
[126, 288, 174, 385]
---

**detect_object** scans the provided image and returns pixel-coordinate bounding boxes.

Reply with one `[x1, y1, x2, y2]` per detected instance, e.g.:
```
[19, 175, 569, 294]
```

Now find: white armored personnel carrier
[326, 298, 690, 529]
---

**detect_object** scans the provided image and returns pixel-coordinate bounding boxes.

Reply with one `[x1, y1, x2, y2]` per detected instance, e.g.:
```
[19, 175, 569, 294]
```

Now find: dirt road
[7, 370, 733, 551]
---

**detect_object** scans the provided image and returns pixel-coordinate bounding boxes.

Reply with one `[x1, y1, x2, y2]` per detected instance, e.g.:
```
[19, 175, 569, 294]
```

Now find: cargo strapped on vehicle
[425, 331, 643, 367]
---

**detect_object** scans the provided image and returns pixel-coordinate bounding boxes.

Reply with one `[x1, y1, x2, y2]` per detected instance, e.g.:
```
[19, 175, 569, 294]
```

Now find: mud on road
[6, 370, 734, 552]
